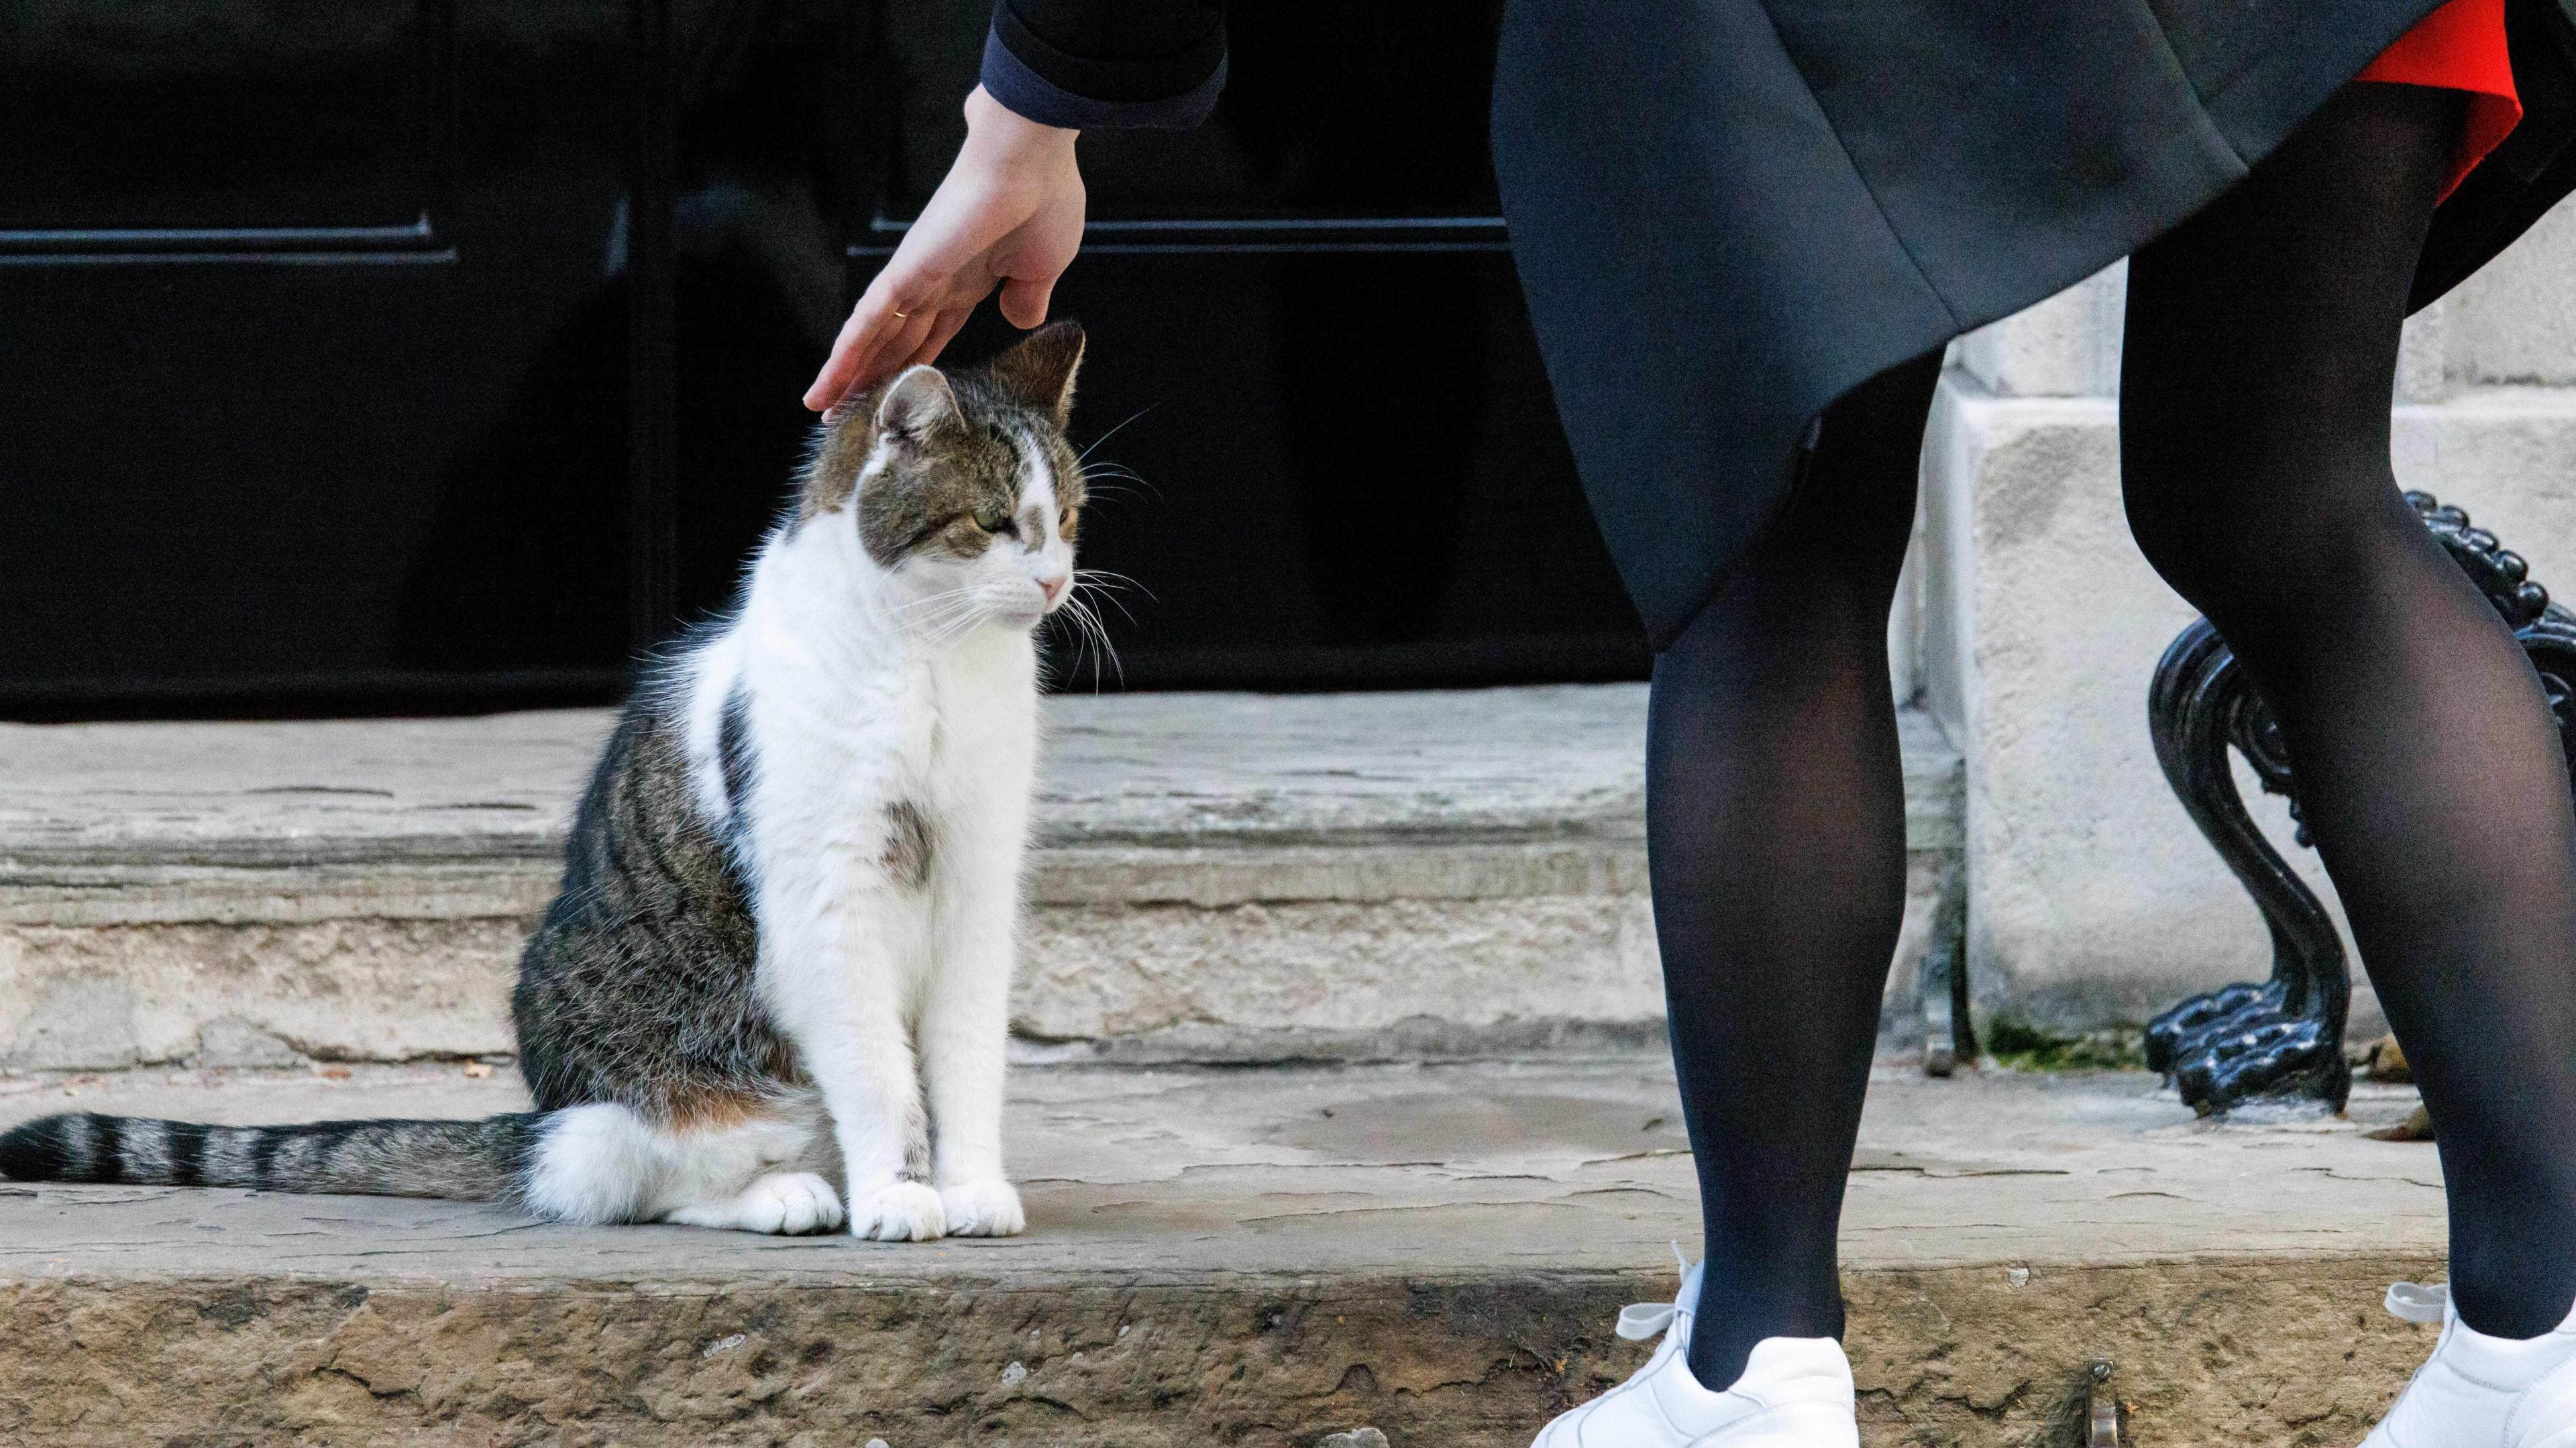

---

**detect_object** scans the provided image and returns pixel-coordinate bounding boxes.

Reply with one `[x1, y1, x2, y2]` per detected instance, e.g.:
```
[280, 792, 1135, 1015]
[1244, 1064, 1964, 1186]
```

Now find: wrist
[965, 85, 1078, 160]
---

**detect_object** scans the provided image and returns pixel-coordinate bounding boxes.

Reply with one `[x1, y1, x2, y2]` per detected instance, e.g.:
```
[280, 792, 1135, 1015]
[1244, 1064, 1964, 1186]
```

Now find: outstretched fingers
[803, 85, 1085, 417]
[812, 282, 920, 416]
[817, 292, 951, 423]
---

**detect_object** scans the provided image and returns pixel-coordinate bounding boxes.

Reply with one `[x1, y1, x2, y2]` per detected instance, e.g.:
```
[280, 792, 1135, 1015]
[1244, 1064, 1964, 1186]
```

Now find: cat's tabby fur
[0, 323, 1091, 1240]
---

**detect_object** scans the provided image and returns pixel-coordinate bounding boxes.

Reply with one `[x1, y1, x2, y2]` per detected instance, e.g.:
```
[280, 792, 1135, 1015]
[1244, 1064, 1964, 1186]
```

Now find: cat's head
[801, 321, 1087, 631]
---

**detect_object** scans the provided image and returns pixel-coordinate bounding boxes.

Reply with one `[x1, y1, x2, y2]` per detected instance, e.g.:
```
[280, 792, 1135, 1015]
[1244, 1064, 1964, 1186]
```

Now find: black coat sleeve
[980, 0, 1227, 129]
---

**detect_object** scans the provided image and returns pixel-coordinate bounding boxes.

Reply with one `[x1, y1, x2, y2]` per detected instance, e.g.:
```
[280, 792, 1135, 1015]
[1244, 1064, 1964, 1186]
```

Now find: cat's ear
[988, 319, 1085, 429]
[874, 365, 961, 444]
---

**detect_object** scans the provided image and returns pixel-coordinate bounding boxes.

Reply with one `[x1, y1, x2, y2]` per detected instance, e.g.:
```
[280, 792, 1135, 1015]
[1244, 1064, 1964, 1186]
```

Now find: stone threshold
[0, 687, 1962, 1070]
[0, 1058, 2441, 1445]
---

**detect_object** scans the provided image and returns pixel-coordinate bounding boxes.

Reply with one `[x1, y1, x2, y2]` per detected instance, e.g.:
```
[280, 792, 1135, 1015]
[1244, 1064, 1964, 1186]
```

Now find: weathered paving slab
[0, 689, 1964, 1069]
[1, 689, 1667, 866]
[0, 687, 1969, 877]
[0, 1060, 2448, 1445]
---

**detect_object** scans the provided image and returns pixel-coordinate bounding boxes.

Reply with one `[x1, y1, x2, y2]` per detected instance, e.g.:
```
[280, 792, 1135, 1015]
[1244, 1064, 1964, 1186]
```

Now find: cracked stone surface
[0, 690, 1962, 1068]
[0, 689, 1647, 867]
[0, 1060, 2449, 1445]
[0, 687, 1964, 870]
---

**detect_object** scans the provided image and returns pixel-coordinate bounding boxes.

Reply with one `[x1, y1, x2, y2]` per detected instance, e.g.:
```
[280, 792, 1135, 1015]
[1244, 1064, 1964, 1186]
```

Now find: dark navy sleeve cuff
[979, 23, 1226, 131]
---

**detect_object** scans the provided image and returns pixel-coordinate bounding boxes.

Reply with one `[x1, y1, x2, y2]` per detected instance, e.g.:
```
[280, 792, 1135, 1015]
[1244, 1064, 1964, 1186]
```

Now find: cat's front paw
[849, 1180, 947, 1241]
[939, 1178, 1025, 1237]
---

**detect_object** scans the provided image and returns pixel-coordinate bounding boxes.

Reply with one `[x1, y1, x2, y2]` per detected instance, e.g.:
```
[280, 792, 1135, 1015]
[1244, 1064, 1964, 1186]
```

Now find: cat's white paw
[939, 1178, 1026, 1237]
[742, 1172, 846, 1234]
[665, 1172, 845, 1235]
[849, 1180, 947, 1241]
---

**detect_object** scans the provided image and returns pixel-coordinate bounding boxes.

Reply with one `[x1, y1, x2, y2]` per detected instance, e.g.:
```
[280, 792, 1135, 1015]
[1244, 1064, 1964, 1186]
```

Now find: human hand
[804, 86, 1086, 419]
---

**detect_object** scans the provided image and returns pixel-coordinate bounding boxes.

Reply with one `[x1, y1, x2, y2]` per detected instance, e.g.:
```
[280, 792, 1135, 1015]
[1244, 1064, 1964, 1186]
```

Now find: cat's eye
[975, 511, 1015, 537]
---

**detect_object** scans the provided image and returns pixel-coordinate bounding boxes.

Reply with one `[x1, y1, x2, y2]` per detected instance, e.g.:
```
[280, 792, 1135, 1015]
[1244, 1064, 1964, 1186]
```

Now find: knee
[2121, 455, 2399, 628]
[2113, 367, 2330, 612]
[2121, 461, 2254, 612]
[2118, 402, 2319, 614]
[1657, 549, 1894, 681]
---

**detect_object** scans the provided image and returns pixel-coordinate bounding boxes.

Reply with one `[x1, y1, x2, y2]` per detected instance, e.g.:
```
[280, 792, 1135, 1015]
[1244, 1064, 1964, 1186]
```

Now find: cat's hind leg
[647, 1098, 841, 1235]
[663, 1170, 844, 1235]
[522, 1096, 840, 1234]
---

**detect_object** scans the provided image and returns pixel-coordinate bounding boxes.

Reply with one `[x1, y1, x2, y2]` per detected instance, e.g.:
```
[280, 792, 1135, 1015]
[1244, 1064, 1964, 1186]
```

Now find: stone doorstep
[0, 1059, 2443, 1446]
[0, 685, 1966, 901]
[0, 688, 1967, 1070]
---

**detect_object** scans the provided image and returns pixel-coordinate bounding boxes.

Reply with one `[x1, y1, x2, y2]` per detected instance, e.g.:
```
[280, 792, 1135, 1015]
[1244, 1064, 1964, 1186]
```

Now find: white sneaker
[1532, 1262, 1859, 1447]
[2361, 1282, 2576, 1447]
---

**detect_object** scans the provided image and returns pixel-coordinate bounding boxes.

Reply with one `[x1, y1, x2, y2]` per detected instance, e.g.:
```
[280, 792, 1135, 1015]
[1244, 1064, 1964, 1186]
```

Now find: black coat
[987, 0, 2576, 645]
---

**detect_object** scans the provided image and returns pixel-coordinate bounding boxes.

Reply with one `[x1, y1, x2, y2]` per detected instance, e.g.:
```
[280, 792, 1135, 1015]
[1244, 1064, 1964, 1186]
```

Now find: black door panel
[3, 0, 445, 238]
[1, 0, 1643, 716]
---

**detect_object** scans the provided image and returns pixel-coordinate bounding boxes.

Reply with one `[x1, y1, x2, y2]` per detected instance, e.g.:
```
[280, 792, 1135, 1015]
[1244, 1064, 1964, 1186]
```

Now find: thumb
[998, 275, 1055, 330]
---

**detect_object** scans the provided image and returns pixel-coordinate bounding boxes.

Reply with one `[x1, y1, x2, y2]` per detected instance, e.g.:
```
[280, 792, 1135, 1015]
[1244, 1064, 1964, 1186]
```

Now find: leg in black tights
[2124, 80, 2576, 1341]
[1653, 350, 1941, 1392]
[1660, 80, 2576, 1391]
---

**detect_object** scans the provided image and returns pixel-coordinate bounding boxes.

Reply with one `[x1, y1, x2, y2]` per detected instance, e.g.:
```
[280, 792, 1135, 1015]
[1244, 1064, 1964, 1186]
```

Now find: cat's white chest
[911, 636, 1032, 827]
[799, 631, 1034, 838]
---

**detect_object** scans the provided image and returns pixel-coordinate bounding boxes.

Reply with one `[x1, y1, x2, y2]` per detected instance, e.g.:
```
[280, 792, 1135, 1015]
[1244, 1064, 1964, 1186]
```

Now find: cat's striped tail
[0, 1110, 545, 1201]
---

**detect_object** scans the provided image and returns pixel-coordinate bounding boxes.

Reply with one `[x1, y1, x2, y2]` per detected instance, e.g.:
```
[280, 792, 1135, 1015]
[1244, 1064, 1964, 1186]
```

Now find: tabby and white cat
[0, 322, 1091, 1241]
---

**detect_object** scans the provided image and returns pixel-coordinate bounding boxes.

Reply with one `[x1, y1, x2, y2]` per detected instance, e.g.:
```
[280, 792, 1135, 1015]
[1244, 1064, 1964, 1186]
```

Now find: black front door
[1, 0, 1642, 717]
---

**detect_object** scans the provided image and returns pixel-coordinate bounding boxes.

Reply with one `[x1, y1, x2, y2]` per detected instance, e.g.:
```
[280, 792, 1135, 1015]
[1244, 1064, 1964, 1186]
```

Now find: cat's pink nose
[1040, 576, 1067, 604]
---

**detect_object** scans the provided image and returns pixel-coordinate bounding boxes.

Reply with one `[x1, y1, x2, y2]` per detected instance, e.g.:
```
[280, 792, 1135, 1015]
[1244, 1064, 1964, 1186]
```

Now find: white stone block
[1924, 372, 2576, 1031]
[1947, 192, 2576, 406]
[2398, 300, 2453, 404]
[2394, 389, 2576, 557]
[2444, 201, 2576, 387]
[1955, 264, 2126, 398]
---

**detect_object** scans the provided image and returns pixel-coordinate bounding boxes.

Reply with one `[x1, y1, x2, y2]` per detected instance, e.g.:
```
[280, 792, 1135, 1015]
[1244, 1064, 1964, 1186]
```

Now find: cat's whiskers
[1075, 463, 1161, 503]
[1042, 580, 1123, 689]
[924, 605, 1002, 651]
[884, 586, 995, 644]
[889, 585, 979, 618]
[1075, 404, 1159, 465]
[1072, 567, 1150, 596]
[1071, 569, 1148, 627]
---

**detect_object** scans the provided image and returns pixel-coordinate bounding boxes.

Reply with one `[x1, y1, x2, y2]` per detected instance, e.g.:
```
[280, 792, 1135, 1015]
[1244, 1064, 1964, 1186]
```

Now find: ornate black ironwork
[2144, 492, 2576, 1113]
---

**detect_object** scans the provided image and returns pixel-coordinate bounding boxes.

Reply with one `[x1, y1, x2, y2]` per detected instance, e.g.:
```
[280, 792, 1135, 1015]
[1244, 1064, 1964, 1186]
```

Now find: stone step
[0, 687, 1964, 1070]
[0, 1060, 2439, 1445]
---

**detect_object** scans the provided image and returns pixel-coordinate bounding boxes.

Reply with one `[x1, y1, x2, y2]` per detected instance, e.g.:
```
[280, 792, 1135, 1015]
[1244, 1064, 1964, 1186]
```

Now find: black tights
[1660, 81, 2576, 1392]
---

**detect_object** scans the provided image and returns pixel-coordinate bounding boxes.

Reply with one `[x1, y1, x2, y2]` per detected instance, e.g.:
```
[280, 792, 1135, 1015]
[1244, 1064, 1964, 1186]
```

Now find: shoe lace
[2385, 1282, 2449, 1325]
[1616, 1301, 1676, 1341]
[1615, 1242, 1696, 1341]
